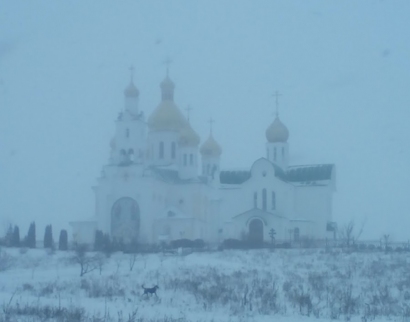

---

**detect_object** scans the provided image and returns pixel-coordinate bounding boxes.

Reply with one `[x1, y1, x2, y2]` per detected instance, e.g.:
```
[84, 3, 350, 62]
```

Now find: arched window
[262, 188, 267, 211]
[294, 227, 300, 241]
[271, 191, 276, 210]
[183, 154, 187, 166]
[120, 149, 126, 163]
[159, 142, 164, 159]
[128, 149, 134, 162]
[171, 142, 176, 159]
[253, 192, 257, 208]
[126, 128, 130, 138]
[111, 197, 140, 243]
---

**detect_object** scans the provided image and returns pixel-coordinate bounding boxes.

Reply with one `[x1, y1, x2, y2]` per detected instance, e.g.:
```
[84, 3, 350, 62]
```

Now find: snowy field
[1, 246, 410, 322]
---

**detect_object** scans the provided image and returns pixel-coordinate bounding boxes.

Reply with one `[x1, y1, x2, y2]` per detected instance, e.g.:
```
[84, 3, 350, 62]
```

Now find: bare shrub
[71, 244, 97, 277]
[1, 301, 86, 321]
[80, 275, 125, 298]
[0, 250, 13, 271]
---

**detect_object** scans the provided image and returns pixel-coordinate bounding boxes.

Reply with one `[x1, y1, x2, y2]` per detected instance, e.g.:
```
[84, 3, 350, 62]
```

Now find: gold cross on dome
[163, 57, 172, 76]
[208, 117, 215, 133]
[185, 105, 193, 122]
[129, 65, 135, 82]
[272, 90, 282, 116]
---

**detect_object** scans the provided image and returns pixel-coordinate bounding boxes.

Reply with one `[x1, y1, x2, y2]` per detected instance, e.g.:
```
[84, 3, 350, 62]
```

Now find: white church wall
[294, 185, 331, 239]
[114, 119, 145, 163]
[94, 165, 154, 243]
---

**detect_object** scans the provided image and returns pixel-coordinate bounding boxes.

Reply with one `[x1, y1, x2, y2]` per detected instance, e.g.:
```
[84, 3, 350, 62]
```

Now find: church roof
[266, 116, 289, 143]
[147, 100, 188, 131]
[220, 164, 334, 185]
[285, 164, 333, 183]
[150, 167, 201, 184]
[220, 163, 286, 185]
[220, 170, 251, 184]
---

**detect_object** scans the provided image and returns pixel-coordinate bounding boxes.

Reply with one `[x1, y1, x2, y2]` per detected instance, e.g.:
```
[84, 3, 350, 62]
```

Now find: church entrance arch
[111, 197, 140, 244]
[248, 218, 264, 245]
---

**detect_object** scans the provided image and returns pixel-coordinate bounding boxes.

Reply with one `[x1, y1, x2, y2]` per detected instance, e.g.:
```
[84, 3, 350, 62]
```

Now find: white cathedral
[70, 71, 336, 246]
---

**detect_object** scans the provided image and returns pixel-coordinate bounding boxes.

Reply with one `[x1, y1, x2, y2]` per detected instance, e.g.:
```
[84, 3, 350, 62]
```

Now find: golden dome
[200, 134, 222, 157]
[266, 116, 289, 143]
[179, 125, 200, 147]
[124, 81, 139, 97]
[148, 100, 188, 131]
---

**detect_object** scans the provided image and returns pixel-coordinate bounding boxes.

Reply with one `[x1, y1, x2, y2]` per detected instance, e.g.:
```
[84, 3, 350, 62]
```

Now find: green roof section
[220, 164, 333, 185]
[220, 171, 251, 184]
[286, 164, 333, 182]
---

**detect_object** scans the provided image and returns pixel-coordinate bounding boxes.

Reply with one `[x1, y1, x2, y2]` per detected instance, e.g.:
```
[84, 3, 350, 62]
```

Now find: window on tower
[271, 191, 276, 210]
[159, 142, 164, 159]
[171, 142, 176, 159]
[253, 192, 257, 208]
[183, 154, 187, 166]
[262, 188, 267, 211]
[126, 128, 130, 138]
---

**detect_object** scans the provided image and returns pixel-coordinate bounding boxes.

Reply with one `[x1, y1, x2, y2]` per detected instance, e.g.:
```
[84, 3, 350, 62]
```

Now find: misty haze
[1, 1, 410, 322]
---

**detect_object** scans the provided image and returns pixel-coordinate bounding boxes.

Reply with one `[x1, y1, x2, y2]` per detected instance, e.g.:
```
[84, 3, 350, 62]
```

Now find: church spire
[160, 58, 175, 101]
[124, 65, 139, 97]
[208, 117, 215, 135]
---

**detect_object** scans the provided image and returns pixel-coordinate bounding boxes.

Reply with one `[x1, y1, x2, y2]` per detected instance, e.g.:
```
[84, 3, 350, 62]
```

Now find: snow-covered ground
[1, 246, 410, 322]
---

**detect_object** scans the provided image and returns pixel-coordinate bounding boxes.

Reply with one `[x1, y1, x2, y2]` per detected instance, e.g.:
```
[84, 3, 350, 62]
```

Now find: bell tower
[265, 91, 289, 170]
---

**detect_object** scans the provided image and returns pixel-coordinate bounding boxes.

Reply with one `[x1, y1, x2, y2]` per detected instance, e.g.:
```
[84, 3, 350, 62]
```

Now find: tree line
[0, 222, 68, 250]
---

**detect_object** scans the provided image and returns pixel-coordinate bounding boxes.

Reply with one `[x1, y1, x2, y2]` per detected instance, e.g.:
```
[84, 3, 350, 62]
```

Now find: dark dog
[142, 285, 159, 297]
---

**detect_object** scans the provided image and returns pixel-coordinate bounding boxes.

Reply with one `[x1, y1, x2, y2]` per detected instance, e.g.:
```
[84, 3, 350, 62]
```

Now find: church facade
[70, 72, 336, 246]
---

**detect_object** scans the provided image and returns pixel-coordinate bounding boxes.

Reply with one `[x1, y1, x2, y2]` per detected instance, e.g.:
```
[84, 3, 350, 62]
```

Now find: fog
[1, 1, 409, 241]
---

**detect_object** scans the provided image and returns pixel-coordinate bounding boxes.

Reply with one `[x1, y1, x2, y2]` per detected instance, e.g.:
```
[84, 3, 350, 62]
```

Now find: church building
[70, 70, 336, 246]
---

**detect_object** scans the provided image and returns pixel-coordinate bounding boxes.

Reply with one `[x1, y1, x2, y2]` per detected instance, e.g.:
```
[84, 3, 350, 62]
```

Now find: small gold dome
[124, 81, 139, 97]
[200, 134, 222, 157]
[266, 116, 289, 143]
[148, 100, 188, 131]
[160, 76, 175, 90]
[179, 125, 200, 147]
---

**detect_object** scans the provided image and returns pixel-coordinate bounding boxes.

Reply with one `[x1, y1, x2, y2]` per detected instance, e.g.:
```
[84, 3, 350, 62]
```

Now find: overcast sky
[1, 1, 410, 241]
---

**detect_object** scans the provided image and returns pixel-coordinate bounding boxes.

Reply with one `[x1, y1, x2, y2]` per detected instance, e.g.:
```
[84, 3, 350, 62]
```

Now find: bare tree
[129, 253, 137, 272]
[339, 220, 365, 249]
[72, 244, 97, 277]
[382, 234, 390, 253]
